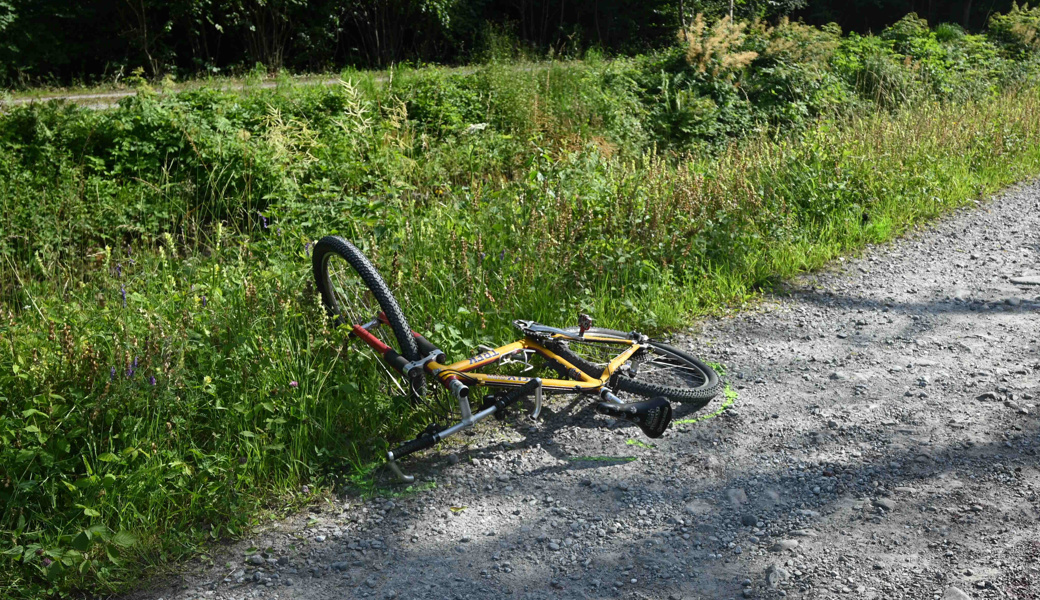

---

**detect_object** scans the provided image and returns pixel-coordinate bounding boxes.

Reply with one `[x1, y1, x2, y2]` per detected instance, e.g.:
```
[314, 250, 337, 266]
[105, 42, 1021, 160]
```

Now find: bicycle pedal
[481, 394, 510, 421]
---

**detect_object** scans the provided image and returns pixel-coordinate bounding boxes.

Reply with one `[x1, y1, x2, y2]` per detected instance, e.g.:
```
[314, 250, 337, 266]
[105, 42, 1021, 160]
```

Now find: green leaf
[46, 560, 65, 580]
[1, 545, 23, 557]
[97, 452, 120, 463]
[21, 408, 48, 419]
[239, 430, 255, 438]
[107, 547, 122, 566]
[110, 530, 137, 548]
[77, 505, 100, 518]
[61, 549, 83, 566]
[71, 531, 92, 552]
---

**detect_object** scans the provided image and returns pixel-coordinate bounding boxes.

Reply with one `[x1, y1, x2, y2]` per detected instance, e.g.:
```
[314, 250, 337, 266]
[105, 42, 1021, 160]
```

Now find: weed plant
[4, 9, 1040, 598]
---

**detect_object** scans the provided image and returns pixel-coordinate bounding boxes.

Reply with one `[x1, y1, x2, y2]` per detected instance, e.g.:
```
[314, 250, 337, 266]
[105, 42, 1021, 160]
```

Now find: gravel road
[127, 182, 1040, 600]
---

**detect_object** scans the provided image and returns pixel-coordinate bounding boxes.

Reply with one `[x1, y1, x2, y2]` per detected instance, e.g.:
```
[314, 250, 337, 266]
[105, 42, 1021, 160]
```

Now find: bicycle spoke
[326, 255, 411, 395]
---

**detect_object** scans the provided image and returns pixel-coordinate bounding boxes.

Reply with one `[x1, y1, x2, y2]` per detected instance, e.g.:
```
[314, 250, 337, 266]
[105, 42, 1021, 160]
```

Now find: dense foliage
[1, 0, 1035, 86]
[4, 8, 1040, 598]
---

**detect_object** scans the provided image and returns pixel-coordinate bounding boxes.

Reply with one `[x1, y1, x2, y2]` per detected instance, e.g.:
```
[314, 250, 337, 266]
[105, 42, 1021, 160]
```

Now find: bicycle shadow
[372, 388, 730, 485]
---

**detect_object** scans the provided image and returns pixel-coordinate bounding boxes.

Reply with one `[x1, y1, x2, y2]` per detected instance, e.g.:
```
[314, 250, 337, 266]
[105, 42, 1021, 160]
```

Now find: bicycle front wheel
[312, 235, 425, 402]
[553, 328, 721, 408]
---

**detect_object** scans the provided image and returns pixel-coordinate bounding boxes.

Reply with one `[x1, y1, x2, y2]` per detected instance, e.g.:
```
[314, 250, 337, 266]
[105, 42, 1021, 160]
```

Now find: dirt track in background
[126, 182, 1040, 600]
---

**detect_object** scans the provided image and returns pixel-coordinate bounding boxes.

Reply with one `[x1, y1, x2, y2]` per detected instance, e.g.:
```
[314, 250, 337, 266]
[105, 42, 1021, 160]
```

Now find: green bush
[988, 2, 1040, 57]
[934, 22, 966, 43]
[744, 20, 852, 125]
[832, 33, 924, 108]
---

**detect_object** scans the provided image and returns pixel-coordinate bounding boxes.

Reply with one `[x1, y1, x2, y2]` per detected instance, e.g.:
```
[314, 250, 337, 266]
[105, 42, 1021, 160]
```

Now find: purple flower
[150, 375, 156, 386]
[499, 249, 506, 261]
[289, 381, 298, 388]
[116, 264, 122, 278]
[126, 366, 135, 379]
[110, 367, 116, 380]
[480, 252, 487, 262]
[277, 227, 283, 235]
[304, 241, 313, 256]
[127, 245, 132, 258]
[121, 285, 127, 307]
[42, 558, 52, 568]
[258, 212, 268, 229]
[133, 356, 138, 368]
[202, 295, 207, 307]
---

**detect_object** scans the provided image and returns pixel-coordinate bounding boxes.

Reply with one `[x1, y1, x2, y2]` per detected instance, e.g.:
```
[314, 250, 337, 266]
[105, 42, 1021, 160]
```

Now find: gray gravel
[125, 182, 1040, 599]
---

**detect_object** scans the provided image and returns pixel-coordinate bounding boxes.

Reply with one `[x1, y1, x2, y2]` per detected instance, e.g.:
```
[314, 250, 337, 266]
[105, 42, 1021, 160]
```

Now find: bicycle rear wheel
[552, 327, 721, 408]
[312, 236, 425, 402]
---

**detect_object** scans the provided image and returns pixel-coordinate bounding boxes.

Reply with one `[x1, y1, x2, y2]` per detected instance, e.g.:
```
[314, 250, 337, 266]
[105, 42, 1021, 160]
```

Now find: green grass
[4, 14, 1040, 598]
[625, 439, 655, 449]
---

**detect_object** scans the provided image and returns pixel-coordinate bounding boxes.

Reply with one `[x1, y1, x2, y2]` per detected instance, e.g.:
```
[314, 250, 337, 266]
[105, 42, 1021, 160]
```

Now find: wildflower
[116, 264, 122, 278]
[480, 252, 487, 262]
[110, 367, 116, 380]
[258, 212, 268, 228]
[499, 249, 506, 261]
[304, 241, 313, 256]
[277, 227, 283, 235]
[290, 380, 299, 388]
[126, 365, 135, 378]
[133, 356, 138, 368]
[121, 285, 127, 307]
[150, 375, 156, 386]
[42, 558, 52, 568]
[202, 295, 207, 307]
[127, 245, 132, 258]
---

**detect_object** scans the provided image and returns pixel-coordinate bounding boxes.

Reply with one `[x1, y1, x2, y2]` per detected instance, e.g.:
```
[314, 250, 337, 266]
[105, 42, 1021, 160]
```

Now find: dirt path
[2, 78, 349, 111]
[127, 183, 1040, 600]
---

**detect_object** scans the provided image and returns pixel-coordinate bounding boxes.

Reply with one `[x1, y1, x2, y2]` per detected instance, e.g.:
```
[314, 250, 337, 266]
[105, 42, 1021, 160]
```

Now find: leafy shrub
[934, 22, 966, 43]
[399, 72, 485, 137]
[744, 19, 851, 125]
[881, 12, 932, 54]
[677, 14, 758, 78]
[833, 33, 923, 108]
[988, 2, 1040, 57]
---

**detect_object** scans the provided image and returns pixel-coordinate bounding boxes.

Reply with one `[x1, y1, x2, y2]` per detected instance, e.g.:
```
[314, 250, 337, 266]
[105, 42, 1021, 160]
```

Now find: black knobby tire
[312, 235, 425, 400]
[551, 327, 721, 406]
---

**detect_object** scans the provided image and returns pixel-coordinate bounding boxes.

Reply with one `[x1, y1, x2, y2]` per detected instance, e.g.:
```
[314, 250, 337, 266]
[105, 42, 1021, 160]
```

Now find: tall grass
[4, 11, 1040, 598]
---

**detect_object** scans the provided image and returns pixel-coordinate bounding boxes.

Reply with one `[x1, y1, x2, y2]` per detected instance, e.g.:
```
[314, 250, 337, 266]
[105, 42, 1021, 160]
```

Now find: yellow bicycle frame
[427, 333, 642, 394]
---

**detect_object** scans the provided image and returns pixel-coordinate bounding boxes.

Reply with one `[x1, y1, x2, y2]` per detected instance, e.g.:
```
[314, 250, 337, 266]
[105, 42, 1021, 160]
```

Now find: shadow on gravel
[784, 288, 1040, 316]
[324, 413, 1040, 599]
[131, 397, 1039, 600]
[376, 392, 718, 484]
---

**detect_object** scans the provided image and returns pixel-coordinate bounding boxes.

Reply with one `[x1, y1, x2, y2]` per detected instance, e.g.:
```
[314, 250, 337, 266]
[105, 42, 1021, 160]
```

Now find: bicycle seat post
[448, 378, 474, 425]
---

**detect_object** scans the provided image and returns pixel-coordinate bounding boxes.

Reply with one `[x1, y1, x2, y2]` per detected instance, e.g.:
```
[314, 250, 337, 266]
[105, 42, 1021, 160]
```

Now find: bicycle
[312, 236, 722, 482]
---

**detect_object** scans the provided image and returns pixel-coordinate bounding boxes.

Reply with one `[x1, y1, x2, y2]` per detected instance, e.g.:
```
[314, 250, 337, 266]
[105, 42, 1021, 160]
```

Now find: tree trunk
[962, 0, 973, 28]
